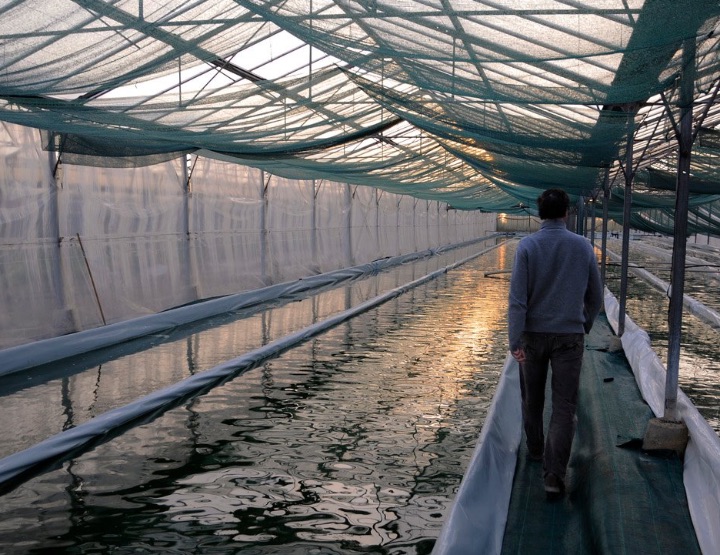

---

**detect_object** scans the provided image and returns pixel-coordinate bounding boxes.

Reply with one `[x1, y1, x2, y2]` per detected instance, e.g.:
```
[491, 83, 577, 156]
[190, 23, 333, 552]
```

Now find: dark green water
[0, 243, 512, 554]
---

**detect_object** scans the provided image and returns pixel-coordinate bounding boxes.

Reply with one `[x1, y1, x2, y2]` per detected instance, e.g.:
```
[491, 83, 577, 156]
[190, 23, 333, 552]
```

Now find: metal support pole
[181, 154, 197, 300]
[260, 170, 268, 284]
[345, 183, 353, 267]
[437, 201, 441, 246]
[426, 199, 430, 249]
[48, 146, 71, 328]
[589, 197, 596, 246]
[708, 203, 713, 245]
[601, 170, 610, 287]
[311, 179, 318, 270]
[412, 198, 417, 253]
[618, 110, 635, 337]
[49, 148, 61, 246]
[396, 197, 401, 255]
[665, 39, 696, 422]
[576, 196, 585, 235]
[376, 187, 381, 254]
[182, 155, 190, 237]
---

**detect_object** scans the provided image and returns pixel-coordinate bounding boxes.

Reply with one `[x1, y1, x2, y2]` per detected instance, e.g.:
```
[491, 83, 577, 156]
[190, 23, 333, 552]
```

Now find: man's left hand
[512, 348, 526, 363]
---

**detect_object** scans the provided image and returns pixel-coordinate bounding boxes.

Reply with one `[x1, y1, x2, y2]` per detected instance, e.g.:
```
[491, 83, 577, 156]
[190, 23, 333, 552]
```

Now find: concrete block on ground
[643, 417, 689, 454]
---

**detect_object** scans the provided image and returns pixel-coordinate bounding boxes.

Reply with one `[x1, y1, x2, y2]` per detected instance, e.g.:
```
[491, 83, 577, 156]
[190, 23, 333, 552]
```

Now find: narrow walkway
[502, 314, 700, 554]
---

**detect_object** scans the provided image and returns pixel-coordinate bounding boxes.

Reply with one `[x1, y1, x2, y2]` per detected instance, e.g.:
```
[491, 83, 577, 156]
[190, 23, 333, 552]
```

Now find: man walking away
[507, 188, 603, 500]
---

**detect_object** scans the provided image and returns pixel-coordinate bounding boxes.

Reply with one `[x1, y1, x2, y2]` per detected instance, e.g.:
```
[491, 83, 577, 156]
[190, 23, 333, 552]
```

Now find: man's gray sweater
[508, 218, 603, 352]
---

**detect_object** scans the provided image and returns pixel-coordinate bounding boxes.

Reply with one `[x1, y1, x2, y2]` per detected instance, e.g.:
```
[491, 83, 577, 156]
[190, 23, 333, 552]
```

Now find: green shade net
[3, 1, 720, 222]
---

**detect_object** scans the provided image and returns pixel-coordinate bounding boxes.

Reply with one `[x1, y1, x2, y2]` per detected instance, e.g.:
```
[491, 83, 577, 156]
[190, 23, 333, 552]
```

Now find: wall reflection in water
[0, 243, 492, 458]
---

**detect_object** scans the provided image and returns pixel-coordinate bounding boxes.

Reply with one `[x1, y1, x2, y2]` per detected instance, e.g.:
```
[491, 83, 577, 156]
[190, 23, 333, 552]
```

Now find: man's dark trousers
[519, 332, 585, 481]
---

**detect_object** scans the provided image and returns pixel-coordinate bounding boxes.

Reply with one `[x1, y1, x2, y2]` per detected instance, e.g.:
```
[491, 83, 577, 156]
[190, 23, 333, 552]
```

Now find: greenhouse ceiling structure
[3, 0, 720, 233]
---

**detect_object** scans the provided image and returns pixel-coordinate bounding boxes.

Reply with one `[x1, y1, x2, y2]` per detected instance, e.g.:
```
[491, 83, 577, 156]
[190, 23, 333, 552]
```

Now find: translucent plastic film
[432, 354, 522, 555]
[0, 122, 496, 349]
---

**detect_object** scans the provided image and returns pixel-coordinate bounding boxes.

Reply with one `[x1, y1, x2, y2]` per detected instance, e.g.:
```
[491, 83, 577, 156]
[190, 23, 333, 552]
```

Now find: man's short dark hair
[537, 188, 569, 220]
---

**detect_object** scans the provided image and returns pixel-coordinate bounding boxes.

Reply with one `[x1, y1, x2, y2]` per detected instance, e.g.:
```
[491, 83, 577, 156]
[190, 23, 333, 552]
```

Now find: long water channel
[0, 236, 718, 554]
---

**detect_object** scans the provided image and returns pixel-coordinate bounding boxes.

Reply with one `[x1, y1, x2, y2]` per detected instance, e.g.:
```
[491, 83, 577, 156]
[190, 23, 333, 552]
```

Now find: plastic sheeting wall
[0, 122, 496, 350]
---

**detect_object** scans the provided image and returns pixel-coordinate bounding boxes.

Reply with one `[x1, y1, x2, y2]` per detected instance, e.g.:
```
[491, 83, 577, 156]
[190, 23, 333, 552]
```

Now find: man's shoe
[544, 473, 564, 500]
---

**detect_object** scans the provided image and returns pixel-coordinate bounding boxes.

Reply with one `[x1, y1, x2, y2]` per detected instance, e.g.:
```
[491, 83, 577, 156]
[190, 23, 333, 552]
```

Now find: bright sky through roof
[105, 30, 338, 99]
